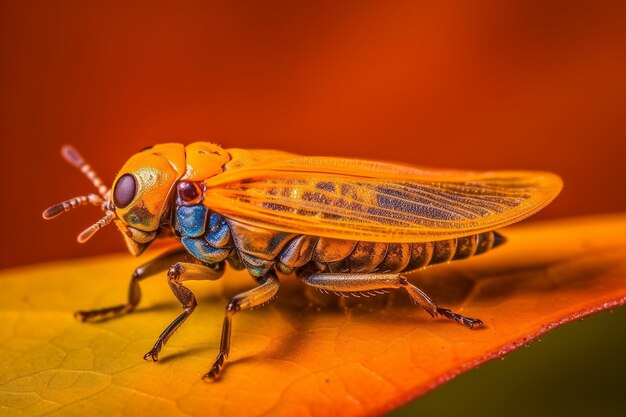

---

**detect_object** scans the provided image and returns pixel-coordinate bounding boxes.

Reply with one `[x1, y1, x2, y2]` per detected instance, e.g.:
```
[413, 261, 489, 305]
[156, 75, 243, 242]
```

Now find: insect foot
[143, 341, 163, 362]
[436, 308, 484, 329]
[202, 351, 227, 382]
[73, 304, 134, 322]
[74, 310, 91, 322]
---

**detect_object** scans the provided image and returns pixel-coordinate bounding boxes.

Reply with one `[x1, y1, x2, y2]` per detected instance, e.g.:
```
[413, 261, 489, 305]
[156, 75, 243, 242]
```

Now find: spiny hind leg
[203, 271, 280, 382]
[297, 272, 483, 329]
[75, 247, 190, 322]
[144, 261, 225, 362]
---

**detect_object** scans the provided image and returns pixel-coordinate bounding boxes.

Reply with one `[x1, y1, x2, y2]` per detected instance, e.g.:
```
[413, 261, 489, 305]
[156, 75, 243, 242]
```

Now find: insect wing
[203, 156, 562, 242]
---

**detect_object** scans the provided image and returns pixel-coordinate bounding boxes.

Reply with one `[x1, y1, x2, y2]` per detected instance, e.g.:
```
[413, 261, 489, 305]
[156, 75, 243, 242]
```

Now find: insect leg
[297, 272, 483, 329]
[144, 261, 225, 362]
[203, 271, 280, 382]
[75, 247, 189, 322]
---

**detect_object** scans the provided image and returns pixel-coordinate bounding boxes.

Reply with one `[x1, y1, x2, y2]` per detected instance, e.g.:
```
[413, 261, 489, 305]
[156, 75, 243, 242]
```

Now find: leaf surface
[1, 214, 626, 417]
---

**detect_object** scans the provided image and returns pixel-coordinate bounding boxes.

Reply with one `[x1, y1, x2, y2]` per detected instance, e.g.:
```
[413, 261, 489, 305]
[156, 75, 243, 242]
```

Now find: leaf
[1, 214, 626, 417]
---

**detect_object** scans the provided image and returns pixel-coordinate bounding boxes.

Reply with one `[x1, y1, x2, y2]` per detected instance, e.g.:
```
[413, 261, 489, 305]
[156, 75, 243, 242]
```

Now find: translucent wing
[203, 154, 562, 242]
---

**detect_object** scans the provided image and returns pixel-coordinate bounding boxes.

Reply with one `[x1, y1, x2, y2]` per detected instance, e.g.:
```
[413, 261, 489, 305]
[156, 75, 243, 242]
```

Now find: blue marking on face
[176, 205, 208, 238]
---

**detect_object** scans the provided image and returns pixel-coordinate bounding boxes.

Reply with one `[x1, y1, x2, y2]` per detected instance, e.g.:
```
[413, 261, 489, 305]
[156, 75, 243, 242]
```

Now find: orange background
[1, 1, 625, 268]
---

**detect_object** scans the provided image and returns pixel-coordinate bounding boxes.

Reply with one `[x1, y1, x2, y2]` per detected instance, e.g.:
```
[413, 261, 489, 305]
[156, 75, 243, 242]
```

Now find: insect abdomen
[180, 208, 505, 276]
[277, 231, 505, 275]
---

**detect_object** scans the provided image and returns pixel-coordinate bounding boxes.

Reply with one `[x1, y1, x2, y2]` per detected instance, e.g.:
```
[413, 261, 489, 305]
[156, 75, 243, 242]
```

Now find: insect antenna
[42, 194, 105, 219]
[77, 211, 116, 243]
[61, 145, 109, 198]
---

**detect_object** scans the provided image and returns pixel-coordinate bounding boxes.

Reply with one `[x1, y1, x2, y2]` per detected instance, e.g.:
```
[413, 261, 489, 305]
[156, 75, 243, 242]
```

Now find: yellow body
[109, 142, 562, 255]
[43, 141, 563, 382]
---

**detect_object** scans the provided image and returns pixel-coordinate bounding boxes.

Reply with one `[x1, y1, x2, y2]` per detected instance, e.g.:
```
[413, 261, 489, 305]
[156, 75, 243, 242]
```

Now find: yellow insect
[43, 142, 562, 381]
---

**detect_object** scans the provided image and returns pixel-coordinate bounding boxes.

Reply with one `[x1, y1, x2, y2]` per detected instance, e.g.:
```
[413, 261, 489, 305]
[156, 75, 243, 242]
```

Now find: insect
[43, 142, 562, 381]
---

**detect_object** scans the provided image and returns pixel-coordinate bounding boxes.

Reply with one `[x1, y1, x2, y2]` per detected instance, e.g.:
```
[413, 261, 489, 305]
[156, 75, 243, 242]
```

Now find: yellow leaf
[1, 214, 626, 417]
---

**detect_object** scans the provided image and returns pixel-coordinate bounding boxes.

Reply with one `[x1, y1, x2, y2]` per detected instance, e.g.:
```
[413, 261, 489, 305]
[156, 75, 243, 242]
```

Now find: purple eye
[113, 174, 137, 208]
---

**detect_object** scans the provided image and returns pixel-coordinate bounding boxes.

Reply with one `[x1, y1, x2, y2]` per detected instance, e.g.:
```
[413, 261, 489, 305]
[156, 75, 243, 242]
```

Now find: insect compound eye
[113, 174, 137, 208]
[177, 180, 202, 203]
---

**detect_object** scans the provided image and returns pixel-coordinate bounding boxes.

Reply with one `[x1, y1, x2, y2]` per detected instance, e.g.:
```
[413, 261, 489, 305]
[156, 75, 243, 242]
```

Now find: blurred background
[1, 0, 625, 268]
[1, 1, 625, 415]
